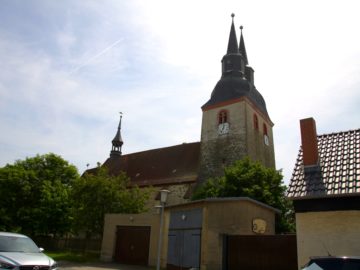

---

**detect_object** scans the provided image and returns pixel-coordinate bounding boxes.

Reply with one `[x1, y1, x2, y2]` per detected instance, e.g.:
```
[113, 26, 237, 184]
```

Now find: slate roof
[202, 73, 270, 119]
[287, 129, 360, 199]
[101, 142, 200, 187]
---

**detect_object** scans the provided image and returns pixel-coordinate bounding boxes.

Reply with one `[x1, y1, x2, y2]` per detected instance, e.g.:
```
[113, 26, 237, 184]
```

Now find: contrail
[69, 38, 123, 74]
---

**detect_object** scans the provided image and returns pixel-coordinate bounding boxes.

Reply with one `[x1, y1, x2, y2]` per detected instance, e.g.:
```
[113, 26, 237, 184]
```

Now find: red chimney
[300, 118, 319, 166]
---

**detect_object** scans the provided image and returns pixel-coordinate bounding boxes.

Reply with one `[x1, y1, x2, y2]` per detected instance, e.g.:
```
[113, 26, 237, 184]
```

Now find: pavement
[58, 261, 153, 270]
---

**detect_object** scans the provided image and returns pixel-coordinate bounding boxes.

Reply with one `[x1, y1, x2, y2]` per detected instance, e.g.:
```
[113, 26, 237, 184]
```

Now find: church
[97, 14, 275, 205]
[99, 15, 280, 270]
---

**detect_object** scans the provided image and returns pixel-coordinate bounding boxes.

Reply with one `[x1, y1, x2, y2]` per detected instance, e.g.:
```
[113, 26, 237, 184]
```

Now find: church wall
[143, 183, 193, 214]
[296, 210, 360, 269]
[199, 101, 248, 181]
[199, 98, 276, 182]
[244, 101, 276, 168]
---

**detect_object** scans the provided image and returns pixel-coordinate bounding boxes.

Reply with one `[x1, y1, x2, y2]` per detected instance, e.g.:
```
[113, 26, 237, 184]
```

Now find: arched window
[253, 114, 259, 130]
[263, 123, 268, 136]
[218, 110, 228, 124]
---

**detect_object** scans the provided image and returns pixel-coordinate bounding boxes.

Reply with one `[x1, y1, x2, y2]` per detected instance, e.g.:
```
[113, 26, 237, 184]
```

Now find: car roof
[0, 232, 28, 238]
[310, 256, 360, 260]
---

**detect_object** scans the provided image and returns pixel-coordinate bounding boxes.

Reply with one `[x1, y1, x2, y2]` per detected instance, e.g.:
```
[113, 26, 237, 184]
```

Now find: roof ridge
[122, 141, 200, 157]
[317, 128, 360, 138]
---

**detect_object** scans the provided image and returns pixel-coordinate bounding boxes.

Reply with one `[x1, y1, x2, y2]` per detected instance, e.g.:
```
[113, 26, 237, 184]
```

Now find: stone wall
[199, 101, 247, 182]
[144, 183, 192, 214]
[199, 99, 276, 183]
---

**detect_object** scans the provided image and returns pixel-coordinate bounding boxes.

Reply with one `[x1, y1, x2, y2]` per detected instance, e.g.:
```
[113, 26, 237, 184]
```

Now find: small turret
[110, 113, 124, 157]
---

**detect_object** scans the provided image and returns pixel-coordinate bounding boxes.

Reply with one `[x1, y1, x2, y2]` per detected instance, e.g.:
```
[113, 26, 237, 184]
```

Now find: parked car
[0, 232, 58, 270]
[302, 256, 360, 270]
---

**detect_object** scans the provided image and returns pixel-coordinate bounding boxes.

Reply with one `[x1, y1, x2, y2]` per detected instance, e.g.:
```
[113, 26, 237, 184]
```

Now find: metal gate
[225, 234, 297, 270]
[167, 208, 202, 270]
[114, 226, 151, 265]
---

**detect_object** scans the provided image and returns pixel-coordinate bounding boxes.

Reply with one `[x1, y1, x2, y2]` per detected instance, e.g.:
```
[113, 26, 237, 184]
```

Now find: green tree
[0, 153, 79, 236]
[71, 167, 151, 238]
[192, 157, 295, 233]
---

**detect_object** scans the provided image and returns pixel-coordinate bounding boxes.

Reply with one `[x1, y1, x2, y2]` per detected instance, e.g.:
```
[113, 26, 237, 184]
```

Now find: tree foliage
[192, 157, 295, 233]
[0, 153, 79, 236]
[71, 167, 151, 238]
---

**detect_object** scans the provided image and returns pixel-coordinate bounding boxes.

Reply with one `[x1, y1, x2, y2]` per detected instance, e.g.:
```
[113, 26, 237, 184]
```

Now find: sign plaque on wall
[252, 218, 266, 234]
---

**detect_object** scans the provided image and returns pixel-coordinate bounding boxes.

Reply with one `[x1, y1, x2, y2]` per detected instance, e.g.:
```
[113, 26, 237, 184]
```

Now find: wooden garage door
[114, 226, 151, 265]
[225, 235, 297, 270]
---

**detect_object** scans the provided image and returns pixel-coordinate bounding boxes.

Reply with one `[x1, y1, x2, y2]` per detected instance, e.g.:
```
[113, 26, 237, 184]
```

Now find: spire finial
[118, 112, 123, 129]
[240, 25, 243, 32]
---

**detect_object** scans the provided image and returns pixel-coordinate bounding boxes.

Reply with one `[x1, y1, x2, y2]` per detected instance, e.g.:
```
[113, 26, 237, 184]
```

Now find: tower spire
[239, 25, 248, 65]
[227, 13, 239, 54]
[110, 112, 124, 157]
[221, 14, 244, 77]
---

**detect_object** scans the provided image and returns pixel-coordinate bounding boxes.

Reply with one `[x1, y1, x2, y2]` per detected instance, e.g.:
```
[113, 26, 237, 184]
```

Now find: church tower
[199, 14, 275, 182]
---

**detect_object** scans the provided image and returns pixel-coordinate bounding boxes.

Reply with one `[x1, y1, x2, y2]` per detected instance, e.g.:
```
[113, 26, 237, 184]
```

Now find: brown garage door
[114, 226, 151, 265]
[225, 235, 297, 270]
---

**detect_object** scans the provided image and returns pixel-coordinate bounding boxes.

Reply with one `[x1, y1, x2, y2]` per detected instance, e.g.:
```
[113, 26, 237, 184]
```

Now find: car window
[0, 236, 41, 253]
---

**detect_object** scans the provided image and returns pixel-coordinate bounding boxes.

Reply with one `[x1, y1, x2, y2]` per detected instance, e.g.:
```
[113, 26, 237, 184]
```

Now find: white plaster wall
[296, 210, 360, 269]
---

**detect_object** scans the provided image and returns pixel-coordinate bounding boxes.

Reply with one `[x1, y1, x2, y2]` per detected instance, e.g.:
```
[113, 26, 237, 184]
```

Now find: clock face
[218, 122, 230, 135]
[264, 134, 269, 146]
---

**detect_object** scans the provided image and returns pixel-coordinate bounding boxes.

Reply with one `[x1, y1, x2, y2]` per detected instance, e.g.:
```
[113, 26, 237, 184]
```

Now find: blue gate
[167, 208, 202, 270]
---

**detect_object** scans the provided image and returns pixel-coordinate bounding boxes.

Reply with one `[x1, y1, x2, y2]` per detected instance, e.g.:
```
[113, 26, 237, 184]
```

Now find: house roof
[101, 142, 200, 187]
[287, 129, 360, 200]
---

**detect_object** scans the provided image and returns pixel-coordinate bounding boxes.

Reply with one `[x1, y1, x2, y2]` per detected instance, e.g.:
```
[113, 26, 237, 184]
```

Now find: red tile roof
[102, 142, 200, 187]
[287, 129, 360, 199]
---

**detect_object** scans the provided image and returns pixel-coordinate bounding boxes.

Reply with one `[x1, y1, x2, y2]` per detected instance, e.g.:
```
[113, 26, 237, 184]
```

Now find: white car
[0, 232, 58, 270]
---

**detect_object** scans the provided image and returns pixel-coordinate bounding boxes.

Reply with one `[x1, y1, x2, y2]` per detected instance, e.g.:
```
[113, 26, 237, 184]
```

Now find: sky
[1, 0, 359, 185]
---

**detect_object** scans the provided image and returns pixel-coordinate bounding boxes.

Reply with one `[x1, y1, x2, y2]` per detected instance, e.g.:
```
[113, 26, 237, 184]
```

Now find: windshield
[304, 259, 360, 270]
[0, 235, 41, 253]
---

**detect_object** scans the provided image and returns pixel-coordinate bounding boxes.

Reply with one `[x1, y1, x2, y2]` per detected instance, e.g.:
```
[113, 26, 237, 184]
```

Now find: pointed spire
[239, 25, 248, 65]
[110, 112, 124, 157]
[227, 13, 239, 54]
[221, 14, 244, 76]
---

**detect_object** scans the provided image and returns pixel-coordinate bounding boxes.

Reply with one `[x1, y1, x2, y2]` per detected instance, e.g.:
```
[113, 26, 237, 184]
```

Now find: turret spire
[227, 13, 239, 54]
[239, 25, 248, 65]
[110, 112, 124, 157]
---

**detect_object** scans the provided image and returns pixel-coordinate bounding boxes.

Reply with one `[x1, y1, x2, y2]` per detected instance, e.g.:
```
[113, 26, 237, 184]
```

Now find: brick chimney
[300, 117, 319, 167]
